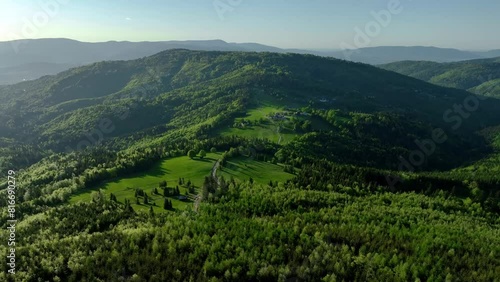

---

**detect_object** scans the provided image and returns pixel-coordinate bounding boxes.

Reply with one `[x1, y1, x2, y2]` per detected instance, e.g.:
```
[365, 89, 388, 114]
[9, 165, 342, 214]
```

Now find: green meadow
[69, 152, 295, 212]
[220, 105, 299, 144]
[218, 156, 295, 185]
[70, 153, 221, 212]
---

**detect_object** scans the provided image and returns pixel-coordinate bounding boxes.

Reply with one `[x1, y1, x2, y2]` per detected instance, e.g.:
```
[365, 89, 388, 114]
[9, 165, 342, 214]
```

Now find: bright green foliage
[199, 149, 207, 159]
[1, 175, 499, 281]
[188, 150, 197, 159]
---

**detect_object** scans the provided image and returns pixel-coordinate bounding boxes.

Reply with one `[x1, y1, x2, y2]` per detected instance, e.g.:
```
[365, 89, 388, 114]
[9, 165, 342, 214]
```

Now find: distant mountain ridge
[0, 38, 499, 85]
[0, 38, 282, 68]
[338, 46, 482, 65]
[0, 38, 284, 84]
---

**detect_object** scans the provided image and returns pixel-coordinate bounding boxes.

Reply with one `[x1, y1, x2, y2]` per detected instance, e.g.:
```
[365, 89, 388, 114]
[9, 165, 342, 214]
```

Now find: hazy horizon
[1, 0, 499, 50]
[1, 37, 498, 52]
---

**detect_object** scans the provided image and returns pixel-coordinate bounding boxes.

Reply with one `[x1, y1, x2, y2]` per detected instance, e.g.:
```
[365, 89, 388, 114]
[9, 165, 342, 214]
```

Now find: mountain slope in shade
[380, 57, 500, 98]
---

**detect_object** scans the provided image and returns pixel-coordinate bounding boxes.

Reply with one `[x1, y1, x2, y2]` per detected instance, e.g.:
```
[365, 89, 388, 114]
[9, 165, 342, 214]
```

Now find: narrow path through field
[211, 159, 221, 186]
[194, 158, 220, 212]
[276, 125, 282, 144]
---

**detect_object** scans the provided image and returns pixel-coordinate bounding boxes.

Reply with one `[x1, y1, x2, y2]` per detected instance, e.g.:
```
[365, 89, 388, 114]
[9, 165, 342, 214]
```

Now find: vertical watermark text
[6, 170, 17, 275]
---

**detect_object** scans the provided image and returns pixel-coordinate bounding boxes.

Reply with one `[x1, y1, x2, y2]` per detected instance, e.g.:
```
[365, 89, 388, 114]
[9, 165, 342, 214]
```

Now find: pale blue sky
[0, 0, 498, 50]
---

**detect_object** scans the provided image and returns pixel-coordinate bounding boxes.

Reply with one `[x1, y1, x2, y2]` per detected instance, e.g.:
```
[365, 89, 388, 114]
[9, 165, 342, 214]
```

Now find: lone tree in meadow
[199, 149, 207, 159]
[187, 150, 197, 159]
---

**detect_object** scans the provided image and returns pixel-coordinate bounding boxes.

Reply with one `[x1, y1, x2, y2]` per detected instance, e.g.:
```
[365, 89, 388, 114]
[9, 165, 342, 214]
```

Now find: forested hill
[379, 57, 500, 98]
[1, 49, 500, 171]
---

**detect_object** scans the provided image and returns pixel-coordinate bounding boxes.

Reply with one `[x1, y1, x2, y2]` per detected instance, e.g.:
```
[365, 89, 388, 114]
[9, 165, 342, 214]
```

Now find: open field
[220, 105, 334, 144]
[69, 151, 295, 212]
[218, 156, 295, 185]
[70, 153, 221, 212]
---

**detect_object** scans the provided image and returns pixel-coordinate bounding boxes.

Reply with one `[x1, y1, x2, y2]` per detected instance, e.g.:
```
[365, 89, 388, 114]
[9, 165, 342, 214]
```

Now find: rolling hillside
[380, 57, 500, 98]
[2, 50, 500, 171]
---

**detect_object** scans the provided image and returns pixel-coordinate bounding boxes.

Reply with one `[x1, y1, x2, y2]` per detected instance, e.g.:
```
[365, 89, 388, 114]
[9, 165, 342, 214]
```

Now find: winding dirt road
[194, 158, 220, 212]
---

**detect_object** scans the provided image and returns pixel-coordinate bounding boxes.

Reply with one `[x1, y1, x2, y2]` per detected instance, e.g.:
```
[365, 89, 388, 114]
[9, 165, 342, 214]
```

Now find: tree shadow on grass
[144, 165, 170, 177]
[192, 158, 215, 163]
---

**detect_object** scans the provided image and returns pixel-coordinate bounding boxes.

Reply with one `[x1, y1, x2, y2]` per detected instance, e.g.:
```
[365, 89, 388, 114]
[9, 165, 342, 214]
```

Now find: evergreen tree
[220, 176, 228, 195]
[202, 176, 211, 200]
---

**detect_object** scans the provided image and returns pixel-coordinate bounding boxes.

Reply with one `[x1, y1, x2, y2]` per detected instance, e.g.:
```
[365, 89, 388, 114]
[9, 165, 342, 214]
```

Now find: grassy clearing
[218, 156, 295, 185]
[69, 151, 295, 212]
[221, 125, 298, 144]
[219, 92, 335, 144]
[220, 105, 299, 144]
[70, 153, 221, 212]
[220, 106, 334, 144]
